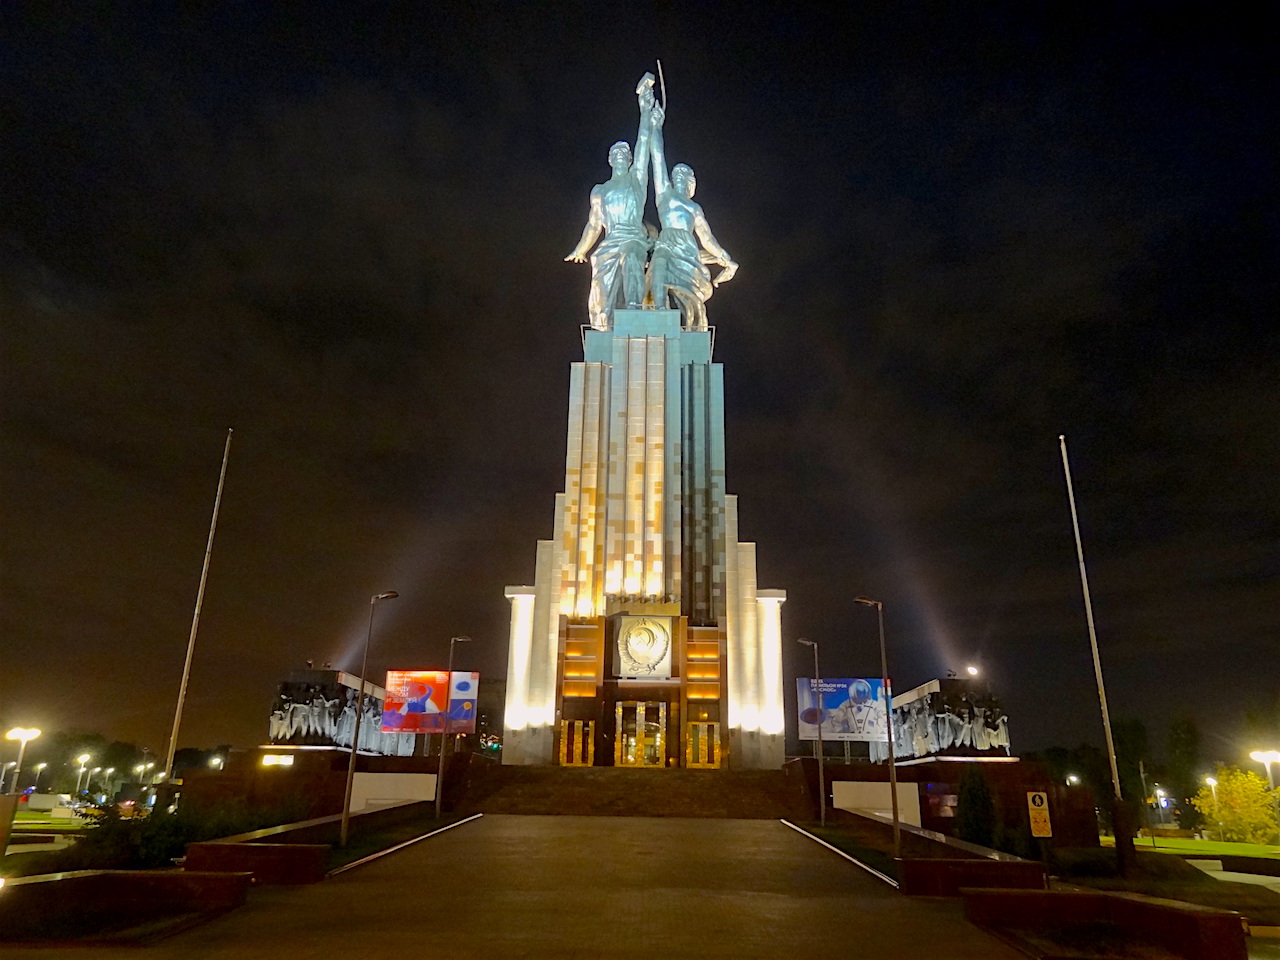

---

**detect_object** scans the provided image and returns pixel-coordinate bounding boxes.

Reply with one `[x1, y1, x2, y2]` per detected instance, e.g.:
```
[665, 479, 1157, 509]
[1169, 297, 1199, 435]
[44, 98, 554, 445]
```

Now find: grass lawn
[1058, 846, 1280, 925]
[804, 826, 899, 881]
[1100, 835, 1280, 859]
[326, 813, 472, 872]
[10, 810, 85, 829]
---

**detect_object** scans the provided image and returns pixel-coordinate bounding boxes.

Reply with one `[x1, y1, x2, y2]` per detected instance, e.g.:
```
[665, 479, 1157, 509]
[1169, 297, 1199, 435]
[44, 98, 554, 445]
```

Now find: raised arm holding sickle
[565, 75, 657, 330]
[647, 100, 737, 330]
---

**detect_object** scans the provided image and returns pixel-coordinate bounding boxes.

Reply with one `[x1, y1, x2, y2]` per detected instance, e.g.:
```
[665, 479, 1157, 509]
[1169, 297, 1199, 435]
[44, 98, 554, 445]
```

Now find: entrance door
[684, 721, 721, 768]
[559, 719, 595, 766]
[615, 701, 667, 767]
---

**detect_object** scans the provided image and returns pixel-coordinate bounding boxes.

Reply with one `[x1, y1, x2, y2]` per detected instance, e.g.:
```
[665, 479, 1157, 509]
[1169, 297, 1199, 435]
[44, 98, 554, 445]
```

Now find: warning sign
[1027, 791, 1053, 838]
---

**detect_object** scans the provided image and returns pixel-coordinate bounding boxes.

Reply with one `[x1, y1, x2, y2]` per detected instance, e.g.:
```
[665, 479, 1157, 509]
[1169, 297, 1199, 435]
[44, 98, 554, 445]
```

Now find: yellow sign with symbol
[1027, 791, 1053, 838]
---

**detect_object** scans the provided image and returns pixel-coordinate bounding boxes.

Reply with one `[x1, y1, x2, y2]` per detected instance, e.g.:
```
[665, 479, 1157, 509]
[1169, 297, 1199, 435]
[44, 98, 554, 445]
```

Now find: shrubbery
[12, 796, 309, 876]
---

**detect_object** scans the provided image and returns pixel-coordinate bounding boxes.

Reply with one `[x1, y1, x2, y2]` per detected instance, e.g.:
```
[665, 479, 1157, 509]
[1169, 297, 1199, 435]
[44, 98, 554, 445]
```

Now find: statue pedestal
[584, 310, 713, 364]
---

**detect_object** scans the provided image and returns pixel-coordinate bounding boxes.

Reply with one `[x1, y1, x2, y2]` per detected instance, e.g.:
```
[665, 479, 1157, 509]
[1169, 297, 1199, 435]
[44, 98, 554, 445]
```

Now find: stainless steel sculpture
[565, 75, 658, 330]
[566, 71, 737, 330]
[647, 102, 737, 330]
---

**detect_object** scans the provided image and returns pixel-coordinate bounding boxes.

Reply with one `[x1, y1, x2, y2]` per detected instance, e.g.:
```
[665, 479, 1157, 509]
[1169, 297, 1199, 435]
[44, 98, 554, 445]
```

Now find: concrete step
[455, 763, 811, 819]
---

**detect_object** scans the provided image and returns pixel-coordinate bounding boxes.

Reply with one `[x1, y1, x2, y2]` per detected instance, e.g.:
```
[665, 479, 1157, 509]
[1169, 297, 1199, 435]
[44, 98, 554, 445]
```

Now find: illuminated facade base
[503, 310, 786, 769]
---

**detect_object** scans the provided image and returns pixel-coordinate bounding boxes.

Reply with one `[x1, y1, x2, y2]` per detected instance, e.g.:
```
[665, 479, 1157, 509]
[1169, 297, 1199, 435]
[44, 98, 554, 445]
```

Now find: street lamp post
[75, 754, 92, 794]
[1205, 776, 1220, 841]
[436, 636, 472, 821]
[1249, 750, 1280, 837]
[340, 591, 399, 847]
[33, 762, 48, 792]
[5, 727, 41, 794]
[855, 596, 902, 860]
[1, 763, 14, 793]
[798, 639, 825, 827]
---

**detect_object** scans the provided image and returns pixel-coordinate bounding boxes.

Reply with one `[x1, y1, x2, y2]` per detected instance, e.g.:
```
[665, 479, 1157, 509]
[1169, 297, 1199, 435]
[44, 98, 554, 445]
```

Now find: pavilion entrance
[614, 701, 667, 767]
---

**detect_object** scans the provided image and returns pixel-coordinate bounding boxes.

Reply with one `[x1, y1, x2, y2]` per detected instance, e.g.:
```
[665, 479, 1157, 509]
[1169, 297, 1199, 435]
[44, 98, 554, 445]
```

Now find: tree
[1167, 714, 1202, 829]
[956, 765, 995, 848]
[1191, 766, 1277, 844]
[1112, 717, 1150, 804]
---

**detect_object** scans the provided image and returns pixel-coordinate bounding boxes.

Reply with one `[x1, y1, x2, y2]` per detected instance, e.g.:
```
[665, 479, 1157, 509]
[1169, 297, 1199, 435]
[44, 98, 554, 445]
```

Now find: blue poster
[796, 677, 890, 742]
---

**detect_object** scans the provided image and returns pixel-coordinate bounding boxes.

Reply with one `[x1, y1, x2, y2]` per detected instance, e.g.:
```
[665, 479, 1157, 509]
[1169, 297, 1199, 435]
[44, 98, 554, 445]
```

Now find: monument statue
[646, 102, 737, 330]
[565, 75, 658, 330]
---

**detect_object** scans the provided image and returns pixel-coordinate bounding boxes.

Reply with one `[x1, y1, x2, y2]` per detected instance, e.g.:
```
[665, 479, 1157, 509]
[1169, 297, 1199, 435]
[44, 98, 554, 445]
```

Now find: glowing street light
[1250, 750, 1280, 789]
[5, 727, 41, 795]
[1250, 750, 1280, 832]
[966, 665, 980, 677]
[340, 590, 399, 847]
[797, 638, 825, 828]
[74, 754, 92, 793]
[855, 596, 901, 860]
[1067, 774, 1081, 786]
[33, 762, 48, 791]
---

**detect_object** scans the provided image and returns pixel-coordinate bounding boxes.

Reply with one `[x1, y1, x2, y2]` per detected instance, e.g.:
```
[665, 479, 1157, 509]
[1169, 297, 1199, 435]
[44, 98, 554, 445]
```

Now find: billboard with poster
[796, 677, 890, 742]
[382, 670, 480, 735]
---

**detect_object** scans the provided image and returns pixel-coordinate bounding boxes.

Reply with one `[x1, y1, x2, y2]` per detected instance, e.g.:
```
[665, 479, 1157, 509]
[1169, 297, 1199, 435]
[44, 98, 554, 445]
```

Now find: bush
[12, 795, 309, 875]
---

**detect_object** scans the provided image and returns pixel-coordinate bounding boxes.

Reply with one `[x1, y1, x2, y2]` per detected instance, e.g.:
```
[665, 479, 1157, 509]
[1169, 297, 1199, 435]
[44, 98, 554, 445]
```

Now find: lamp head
[796, 638, 814, 647]
[1205, 776, 1217, 786]
[966, 665, 980, 677]
[452, 635, 472, 643]
[373, 591, 399, 601]
[6, 727, 41, 742]
[853, 596, 879, 607]
[77, 754, 91, 764]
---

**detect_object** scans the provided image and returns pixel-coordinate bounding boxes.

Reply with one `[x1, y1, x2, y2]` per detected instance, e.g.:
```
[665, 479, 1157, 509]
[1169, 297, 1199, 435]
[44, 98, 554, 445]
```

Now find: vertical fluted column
[644, 336, 666, 596]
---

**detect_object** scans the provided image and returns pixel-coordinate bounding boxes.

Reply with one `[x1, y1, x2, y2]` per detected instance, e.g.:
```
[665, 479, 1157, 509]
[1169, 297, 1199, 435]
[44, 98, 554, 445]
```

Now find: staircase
[454, 764, 811, 820]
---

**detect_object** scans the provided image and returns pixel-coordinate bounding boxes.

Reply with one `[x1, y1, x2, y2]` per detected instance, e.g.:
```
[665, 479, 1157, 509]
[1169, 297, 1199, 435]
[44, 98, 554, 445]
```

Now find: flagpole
[1059, 435, 1123, 802]
[163, 428, 233, 781]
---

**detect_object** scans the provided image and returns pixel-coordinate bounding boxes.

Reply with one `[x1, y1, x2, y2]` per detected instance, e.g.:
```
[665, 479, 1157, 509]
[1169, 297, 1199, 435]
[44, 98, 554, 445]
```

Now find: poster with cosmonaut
[796, 677, 890, 742]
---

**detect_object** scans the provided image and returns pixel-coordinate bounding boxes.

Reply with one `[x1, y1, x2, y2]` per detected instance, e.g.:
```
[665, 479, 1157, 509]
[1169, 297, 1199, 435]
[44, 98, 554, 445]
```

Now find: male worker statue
[565, 75, 657, 330]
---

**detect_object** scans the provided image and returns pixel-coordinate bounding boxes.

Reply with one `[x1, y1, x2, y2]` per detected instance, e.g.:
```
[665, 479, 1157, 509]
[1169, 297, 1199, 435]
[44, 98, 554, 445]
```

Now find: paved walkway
[7, 815, 1023, 959]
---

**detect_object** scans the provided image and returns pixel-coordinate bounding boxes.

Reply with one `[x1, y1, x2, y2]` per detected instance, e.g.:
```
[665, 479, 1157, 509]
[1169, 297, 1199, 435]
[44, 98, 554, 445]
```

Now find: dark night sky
[1, 3, 1276, 765]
